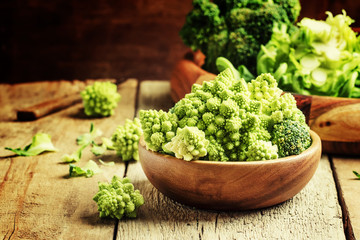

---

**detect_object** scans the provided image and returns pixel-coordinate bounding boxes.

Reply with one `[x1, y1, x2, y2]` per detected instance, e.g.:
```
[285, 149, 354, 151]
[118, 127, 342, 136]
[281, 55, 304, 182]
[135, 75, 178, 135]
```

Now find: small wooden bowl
[139, 130, 321, 211]
[170, 51, 360, 155]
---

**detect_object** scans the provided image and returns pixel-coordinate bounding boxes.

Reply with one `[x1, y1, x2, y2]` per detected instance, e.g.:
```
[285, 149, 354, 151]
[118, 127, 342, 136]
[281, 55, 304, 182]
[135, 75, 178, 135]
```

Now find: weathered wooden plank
[0, 79, 138, 239]
[332, 157, 360, 240]
[120, 80, 345, 239]
[0, 79, 115, 122]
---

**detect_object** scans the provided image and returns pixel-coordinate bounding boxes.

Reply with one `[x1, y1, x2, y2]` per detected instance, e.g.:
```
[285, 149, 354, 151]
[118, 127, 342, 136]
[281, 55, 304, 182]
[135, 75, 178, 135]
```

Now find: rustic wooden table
[0, 79, 359, 240]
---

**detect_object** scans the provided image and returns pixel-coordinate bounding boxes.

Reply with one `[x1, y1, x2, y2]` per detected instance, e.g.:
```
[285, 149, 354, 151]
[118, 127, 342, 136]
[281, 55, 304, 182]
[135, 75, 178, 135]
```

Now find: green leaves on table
[69, 160, 102, 178]
[5, 133, 58, 156]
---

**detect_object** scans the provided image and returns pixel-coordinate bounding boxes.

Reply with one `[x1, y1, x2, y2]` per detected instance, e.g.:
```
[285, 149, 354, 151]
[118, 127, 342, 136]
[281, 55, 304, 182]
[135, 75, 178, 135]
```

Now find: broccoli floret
[111, 118, 143, 161]
[93, 176, 144, 220]
[81, 81, 121, 117]
[140, 68, 309, 161]
[180, 0, 301, 74]
[271, 120, 311, 157]
[163, 126, 209, 161]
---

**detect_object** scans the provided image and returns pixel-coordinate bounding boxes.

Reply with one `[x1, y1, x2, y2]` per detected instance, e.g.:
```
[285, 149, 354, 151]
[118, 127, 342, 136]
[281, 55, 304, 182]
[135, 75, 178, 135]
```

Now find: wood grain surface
[0, 79, 359, 239]
[0, 79, 137, 239]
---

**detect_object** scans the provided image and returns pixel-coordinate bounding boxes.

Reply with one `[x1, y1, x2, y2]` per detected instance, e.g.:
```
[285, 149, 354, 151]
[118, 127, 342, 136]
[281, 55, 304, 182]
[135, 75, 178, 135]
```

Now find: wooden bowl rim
[139, 130, 321, 166]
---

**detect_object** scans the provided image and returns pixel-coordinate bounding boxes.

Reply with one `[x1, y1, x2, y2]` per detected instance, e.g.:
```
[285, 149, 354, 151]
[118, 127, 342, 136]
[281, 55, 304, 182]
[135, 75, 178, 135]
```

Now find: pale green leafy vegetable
[99, 159, 115, 166]
[69, 160, 102, 178]
[256, 11, 360, 98]
[61, 144, 88, 163]
[62, 123, 102, 163]
[5, 133, 58, 156]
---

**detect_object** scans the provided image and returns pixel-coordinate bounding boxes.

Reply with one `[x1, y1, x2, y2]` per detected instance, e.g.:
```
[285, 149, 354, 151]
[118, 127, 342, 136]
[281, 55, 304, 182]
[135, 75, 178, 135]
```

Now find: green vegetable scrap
[180, 0, 301, 74]
[93, 176, 144, 220]
[61, 123, 103, 163]
[111, 118, 143, 161]
[353, 171, 360, 179]
[5, 133, 58, 156]
[140, 68, 310, 161]
[257, 11, 360, 98]
[81, 81, 121, 117]
[69, 160, 102, 178]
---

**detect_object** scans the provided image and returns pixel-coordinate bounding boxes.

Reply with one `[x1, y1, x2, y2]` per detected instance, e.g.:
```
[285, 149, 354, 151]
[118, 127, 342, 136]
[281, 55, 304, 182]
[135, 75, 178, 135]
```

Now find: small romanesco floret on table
[81, 81, 121, 117]
[271, 120, 311, 158]
[163, 126, 209, 161]
[111, 118, 143, 161]
[93, 176, 144, 220]
[139, 68, 310, 161]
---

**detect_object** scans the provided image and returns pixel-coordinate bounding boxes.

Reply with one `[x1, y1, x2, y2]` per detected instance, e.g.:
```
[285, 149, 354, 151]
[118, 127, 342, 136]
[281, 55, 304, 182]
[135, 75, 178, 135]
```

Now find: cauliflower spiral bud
[163, 126, 209, 161]
[93, 176, 144, 220]
[81, 81, 121, 117]
[111, 118, 143, 161]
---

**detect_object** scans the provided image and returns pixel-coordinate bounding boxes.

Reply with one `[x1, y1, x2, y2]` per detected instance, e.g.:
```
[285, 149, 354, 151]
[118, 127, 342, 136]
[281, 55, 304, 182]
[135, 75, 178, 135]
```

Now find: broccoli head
[180, 0, 301, 74]
[93, 176, 144, 220]
[271, 120, 311, 157]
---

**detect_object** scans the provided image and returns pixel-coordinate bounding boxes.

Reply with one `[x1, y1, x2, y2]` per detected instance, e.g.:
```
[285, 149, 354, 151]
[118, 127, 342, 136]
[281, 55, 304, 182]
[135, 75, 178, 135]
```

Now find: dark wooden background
[1, 0, 359, 83]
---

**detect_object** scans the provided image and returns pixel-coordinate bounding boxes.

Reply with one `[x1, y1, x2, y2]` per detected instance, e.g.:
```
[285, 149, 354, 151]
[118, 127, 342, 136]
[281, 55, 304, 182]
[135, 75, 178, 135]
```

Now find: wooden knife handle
[17, 94, 82, 121]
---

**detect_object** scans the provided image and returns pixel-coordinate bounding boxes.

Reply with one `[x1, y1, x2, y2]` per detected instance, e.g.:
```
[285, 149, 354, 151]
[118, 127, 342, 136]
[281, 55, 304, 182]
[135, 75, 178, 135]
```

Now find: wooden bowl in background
[170, 51, 360, 155]
[139, 131, 321, 211]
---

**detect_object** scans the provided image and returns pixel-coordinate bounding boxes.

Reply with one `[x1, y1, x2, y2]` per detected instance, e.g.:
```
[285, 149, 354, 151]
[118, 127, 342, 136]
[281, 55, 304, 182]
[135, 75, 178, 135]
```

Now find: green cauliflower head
[81, 81, 121, 117]
[93, 176, 144, 220]
[111, 118, 143, 161]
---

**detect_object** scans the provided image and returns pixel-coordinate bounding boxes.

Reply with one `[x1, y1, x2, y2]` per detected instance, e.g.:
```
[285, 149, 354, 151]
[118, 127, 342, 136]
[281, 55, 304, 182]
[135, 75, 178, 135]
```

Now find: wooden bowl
[170, 51, 360, 155]
[139, 130, 321, 211]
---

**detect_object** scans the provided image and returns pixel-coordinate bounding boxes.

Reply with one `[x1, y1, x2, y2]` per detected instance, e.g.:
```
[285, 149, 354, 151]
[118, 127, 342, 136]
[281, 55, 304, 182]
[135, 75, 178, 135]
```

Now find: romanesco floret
[140, 68, 310, 161]
[81, 81, 121, 117]
[111, 118, 143, 161]
[271, 120, 312, 157]
[139, 109, 178, 152]
[93, 176, 144, 220]
[246, 140, 278, 161]
[163, 126, 209, 161]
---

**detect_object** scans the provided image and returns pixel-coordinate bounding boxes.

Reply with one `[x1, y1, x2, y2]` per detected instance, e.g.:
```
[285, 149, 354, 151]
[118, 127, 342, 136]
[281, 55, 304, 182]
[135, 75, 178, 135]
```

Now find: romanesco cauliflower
[81, 81, 121, 117]
[140, 68, 310, 161]
[111, 118, 143, 161]
[163, 126, 209, 161]
[93, 176, 144, 220]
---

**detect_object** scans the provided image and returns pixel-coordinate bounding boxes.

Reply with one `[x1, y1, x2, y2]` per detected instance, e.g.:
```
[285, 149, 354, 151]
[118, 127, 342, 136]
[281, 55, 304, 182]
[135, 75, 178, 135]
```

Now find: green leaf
[5, 133, 58, 156]
[69, 160, 102, 178]
[99, 159, 115, 166]
[91, 143, 106, 156]
[76, 123, 103, 146]
[353, 170, 360, 179]
[61, 144, 88, 163]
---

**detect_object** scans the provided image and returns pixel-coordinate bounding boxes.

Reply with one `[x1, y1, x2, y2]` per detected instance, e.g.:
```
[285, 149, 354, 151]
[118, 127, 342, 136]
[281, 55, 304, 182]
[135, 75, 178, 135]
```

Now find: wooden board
[118, 80, 346, 239]
[0, 79, 138, 239]
[332, 157, 360, 240]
